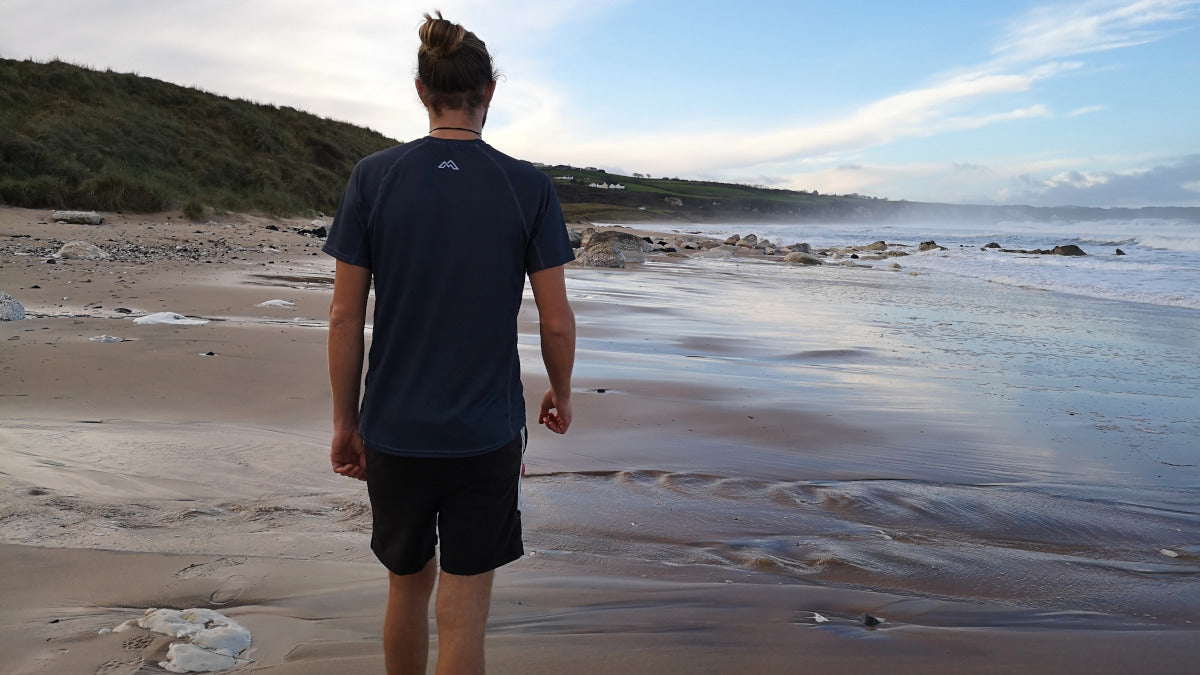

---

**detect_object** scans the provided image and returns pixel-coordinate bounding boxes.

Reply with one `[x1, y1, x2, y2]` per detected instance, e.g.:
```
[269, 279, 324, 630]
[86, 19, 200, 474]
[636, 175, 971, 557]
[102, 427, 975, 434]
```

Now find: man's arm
[328, 260, 371, 479]
[529, 265, 575, 434]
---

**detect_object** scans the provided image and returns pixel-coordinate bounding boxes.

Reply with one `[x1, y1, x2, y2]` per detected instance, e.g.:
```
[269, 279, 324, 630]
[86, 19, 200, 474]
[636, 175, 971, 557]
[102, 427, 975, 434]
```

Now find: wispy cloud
[990, 0, 1197, 64]
[1067, 104, 1109, 116]
[505, 0, 1195, 183]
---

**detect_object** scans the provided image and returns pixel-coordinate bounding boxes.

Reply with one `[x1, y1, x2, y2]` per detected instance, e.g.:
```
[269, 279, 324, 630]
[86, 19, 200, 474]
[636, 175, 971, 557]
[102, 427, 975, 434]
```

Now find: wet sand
[2, 206, 1197, 672]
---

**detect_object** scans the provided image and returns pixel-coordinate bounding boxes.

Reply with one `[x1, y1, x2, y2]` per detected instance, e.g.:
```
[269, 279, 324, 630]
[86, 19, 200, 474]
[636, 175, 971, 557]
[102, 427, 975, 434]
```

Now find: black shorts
[365, 431, 525, 576]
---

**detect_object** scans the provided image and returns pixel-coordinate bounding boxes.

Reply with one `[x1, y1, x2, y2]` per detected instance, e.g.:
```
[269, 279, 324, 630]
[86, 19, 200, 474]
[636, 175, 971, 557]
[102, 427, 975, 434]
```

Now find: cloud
[1067, 104, 1108, 116]
[991, 0, 1197, 64]
[1013, 155, 1200, 206]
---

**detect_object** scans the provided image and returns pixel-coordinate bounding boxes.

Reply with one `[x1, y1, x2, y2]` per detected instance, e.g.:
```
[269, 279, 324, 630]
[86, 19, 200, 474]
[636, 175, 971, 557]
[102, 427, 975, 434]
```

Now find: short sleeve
[322, 163, 372, 268]
[525, 183, 575, 274]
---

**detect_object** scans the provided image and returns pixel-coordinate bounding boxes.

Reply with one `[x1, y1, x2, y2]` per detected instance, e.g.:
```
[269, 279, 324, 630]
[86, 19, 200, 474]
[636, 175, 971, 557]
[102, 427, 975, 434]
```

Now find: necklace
[429, 126, 481, 135]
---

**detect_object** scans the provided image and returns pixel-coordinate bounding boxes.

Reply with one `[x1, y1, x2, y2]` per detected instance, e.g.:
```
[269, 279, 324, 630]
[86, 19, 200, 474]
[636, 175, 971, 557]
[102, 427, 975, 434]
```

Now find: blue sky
[2, 0, 1198, 206]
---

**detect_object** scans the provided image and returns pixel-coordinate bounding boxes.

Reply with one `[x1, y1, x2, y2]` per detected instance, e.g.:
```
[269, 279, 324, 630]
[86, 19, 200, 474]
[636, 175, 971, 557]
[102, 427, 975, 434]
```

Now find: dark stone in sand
[595, 388, 608, 393]
[114, 307, 133, 314]
[298, 225, 327, 238]
[31, 285, 40, 289]
[850, 253, 859, 259]
[1115, 248, 1126, 256]
[46, 258, 56, 264]
[984, 242, 1001, 249]
[661, 246, 677, 253]
[860, 613, 882, 627]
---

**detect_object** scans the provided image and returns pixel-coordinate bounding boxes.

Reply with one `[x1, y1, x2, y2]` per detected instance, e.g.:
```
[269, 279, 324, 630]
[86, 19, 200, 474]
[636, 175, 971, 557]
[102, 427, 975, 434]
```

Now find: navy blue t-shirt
[323, 137, 574, 458]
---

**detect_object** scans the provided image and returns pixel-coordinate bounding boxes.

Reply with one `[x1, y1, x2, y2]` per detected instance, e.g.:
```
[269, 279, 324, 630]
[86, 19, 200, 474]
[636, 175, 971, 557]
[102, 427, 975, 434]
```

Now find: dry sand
[2, 206, 1197, 673]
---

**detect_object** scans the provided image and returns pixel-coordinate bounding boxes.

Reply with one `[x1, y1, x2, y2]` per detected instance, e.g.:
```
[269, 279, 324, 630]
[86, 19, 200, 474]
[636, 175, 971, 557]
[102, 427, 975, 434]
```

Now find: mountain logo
[437, 160, 460, 171]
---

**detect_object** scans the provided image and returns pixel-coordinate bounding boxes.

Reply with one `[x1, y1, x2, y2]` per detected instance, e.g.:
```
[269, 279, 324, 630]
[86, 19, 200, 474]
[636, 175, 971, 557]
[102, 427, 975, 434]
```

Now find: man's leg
[434, 569, 494, 675]
[384, 558, 438, 675]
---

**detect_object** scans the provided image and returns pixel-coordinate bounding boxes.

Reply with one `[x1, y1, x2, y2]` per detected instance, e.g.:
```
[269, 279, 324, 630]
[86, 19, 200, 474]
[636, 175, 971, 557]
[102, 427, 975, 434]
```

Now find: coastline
[2, 206, 1197, 672]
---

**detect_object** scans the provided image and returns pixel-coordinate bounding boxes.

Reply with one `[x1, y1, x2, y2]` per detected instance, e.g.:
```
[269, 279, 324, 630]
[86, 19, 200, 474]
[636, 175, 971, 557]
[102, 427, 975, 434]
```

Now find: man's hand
[538, 387, 572, 434]
[331, 427, 367, 480]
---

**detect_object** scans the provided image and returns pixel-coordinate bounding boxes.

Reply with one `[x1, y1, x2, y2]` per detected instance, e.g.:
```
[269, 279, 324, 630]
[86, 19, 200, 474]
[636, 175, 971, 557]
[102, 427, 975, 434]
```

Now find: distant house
[587, 182, 626, 190]
[553, 176, 574, 180]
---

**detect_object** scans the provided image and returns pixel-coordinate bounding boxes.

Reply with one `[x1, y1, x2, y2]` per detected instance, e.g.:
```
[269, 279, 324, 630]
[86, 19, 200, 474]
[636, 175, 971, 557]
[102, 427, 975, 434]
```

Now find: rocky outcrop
[579, 227, 598, 248]
[736, 234, 758, 248]
[789, 242, 812, 254]
[51, 210, 104, 225]
[567, 228, 583, 248]
[918, 240, 945, 252]
[1, 291, 25, 321]
[785, 251, 823, 265]
[57, 241, 108, 259]
[589, 230, 648, 263]
[577, 241, 626, 268]
[864, 240, 887, 251]
[1051, 245, 1086, 256]
[723, 235, 741, 246]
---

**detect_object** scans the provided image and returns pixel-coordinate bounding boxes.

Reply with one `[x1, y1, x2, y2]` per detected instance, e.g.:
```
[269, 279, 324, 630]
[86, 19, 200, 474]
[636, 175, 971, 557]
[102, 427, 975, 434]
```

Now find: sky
[2, 0, 1198, 207]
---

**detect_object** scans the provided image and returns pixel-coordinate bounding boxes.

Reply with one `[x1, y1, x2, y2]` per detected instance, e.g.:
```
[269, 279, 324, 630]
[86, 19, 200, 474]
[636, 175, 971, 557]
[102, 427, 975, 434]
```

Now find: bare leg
[384, 558, 437, 675]
[434, 569, 494, 675]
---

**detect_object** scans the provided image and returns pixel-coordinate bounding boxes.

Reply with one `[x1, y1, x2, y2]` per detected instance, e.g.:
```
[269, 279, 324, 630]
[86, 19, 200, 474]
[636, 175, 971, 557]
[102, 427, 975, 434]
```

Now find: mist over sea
[663, 219, 1200, 310]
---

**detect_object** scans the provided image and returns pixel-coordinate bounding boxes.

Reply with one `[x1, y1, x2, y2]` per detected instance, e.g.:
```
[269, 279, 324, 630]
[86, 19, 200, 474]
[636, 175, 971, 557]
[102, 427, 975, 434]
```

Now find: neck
[428, 109, 483, 139]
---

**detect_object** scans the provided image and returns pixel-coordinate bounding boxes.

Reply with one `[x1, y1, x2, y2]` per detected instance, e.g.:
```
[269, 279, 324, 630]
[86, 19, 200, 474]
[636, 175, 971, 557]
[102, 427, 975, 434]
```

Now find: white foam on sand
[89, 335, 127, 343]
[256, 299, 295, 307]
[133, 312, 209, 325]
[131, 608, 252, 673]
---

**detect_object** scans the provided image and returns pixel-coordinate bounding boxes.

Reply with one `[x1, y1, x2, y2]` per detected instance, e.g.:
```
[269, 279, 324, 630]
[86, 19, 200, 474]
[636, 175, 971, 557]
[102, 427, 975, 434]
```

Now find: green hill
[0, 58, 397, 216]
[3, 59, 1196, 224]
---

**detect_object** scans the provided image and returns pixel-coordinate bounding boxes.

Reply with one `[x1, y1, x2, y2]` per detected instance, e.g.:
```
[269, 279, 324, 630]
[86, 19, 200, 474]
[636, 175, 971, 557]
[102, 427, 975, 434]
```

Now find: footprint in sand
[121, 634, 155, 651]
[174, 556, 246, 580]
[94, 656, 143, 675]
[208, 573, 248, 605]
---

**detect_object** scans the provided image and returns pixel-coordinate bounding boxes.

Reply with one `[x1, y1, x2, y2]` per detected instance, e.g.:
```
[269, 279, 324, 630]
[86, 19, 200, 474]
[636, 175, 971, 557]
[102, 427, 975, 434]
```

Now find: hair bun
[419, 11, 466, 58]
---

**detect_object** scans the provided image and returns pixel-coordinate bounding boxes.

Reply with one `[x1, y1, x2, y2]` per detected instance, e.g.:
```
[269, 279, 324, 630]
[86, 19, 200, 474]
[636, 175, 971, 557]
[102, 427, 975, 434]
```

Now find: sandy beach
[2, 206, 1197, 673]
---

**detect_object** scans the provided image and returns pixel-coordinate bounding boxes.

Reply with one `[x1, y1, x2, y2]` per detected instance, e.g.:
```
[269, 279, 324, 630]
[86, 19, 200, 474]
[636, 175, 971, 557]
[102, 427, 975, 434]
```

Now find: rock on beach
[57, 241, 108, 260]
[588, 230, 648, 263]
[1, 291, 25, 321]
[51, 210, 104, 225]
[785, 251, 823, 265]
[577, 241, 626, 268]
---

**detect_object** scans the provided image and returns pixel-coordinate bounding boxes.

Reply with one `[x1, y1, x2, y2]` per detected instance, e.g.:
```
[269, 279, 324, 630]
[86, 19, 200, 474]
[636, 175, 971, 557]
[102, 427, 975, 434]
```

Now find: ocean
[659, 218, 1200, 311]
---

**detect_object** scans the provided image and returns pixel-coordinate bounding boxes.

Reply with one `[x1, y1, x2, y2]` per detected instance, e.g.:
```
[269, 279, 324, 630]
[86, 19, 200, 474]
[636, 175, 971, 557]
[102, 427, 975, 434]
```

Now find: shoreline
[2, 206, 1198, 672]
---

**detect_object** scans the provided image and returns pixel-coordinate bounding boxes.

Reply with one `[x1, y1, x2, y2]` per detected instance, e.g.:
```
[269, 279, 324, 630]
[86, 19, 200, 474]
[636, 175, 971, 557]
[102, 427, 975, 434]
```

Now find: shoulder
[356, 139, 430, 175]
[476, 144, 553, 189]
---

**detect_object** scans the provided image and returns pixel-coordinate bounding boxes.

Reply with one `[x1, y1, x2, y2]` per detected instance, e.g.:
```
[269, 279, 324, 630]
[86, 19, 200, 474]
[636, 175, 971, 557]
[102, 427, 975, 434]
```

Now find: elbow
[328, 306, 365, 331]
[540, 313, 575, 340]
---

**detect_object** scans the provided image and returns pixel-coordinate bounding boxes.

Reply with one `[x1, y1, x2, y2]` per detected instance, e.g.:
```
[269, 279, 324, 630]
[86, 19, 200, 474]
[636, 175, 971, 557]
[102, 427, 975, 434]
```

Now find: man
[324, 13, 575, 674]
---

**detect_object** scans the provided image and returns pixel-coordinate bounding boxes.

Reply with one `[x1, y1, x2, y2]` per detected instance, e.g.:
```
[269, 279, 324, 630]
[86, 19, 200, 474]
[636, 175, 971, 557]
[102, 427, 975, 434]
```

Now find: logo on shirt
[437, 160, 460, 171]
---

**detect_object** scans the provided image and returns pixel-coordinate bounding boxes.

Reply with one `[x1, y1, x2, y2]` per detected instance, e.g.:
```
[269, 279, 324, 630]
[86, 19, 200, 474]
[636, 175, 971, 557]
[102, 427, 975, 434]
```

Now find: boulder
[57, 241, 108, 260]
[864, 240, 887, 251]
[984, 242, 1001, 249]
[789, 242, 812, 254]
[736, 234, 758, 247]
[577, 241, 626, 268]
[1052, 244, 1086, 256]
[918, 240, 943, 252]
[589, 230, 648, 263]
[51, 210, 104, 225]
[1115, 248, 1126, 256]
[723, 234, 741, 246]
[1, 291, 25, 321]
[579, 227, 598, 248]
[785, 251, 823, 265]
[567, 228, 583, 248]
